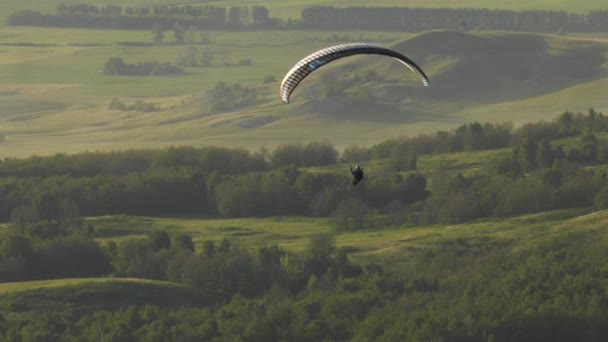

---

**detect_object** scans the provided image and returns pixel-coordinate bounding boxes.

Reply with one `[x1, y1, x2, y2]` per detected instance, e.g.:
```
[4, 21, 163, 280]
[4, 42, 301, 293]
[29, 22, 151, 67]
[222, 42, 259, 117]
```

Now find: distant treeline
[7, 4, 278, 30]
[1, 109, 608, 226]
[7, 3, 608, 32]
[300, 6, 608, 32]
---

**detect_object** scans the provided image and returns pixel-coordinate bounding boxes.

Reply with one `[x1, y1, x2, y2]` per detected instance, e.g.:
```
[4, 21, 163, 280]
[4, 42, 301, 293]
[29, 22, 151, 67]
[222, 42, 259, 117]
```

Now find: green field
[1, 24, 607, 158]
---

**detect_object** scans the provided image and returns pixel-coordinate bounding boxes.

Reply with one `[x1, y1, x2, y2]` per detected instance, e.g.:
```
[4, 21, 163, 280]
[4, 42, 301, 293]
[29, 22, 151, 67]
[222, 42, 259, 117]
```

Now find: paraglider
[350, 165, 364, 186]
[280, 42, 430, 104]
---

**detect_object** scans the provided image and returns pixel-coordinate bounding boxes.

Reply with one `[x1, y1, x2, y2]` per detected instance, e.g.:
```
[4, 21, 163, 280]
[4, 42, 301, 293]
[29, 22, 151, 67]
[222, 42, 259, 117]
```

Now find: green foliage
[147, 231, 171, 251]
[172, 22, 185, 45]
[2, 215, 608, 340]
[102, 57, 183, 76]
[340, 145, 371, 164]
[207, 82, 257, 113]
[109, 98, 159, 112]
[1, 108, 608, 227]
[151, 23, 164, 45]
[332, 198, 370, 232]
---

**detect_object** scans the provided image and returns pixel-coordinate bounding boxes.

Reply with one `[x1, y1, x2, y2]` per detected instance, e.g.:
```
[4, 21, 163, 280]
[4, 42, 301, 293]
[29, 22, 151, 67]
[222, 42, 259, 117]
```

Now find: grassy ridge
[0, 277, 223, 316]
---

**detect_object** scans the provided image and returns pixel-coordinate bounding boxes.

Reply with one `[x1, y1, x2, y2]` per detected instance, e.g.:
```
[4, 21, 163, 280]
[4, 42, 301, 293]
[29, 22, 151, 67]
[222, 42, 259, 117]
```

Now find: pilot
[350, 165, 364, 186]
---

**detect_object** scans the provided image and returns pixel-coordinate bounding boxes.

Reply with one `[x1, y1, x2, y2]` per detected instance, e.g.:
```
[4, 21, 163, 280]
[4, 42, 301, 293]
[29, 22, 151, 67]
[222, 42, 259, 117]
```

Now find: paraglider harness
[350, 165, 364, 186]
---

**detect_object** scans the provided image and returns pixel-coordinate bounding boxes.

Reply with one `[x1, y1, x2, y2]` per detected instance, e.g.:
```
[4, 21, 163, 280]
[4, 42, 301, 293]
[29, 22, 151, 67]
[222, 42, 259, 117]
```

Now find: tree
[148, 231, 171, 251]
[516, 138, 538, 172]
[1, 235, 32, 260]
[536, 139, 553, 168]
[594, 184, 608, 210]
[580, 133, 599, 162]
[341, 145, 371, 164]
[10, 205, 38, 235]
[173, 23, 185, 45]
[174, 234, 195, 252]
[306, 233, 336, 276]
[203, 240, 216, 258]
[151, 23, 164, 45]
[103, 57, 127, 75]
[251, 6, 270, 26]
[332, 198, 370, 232]
[200, 52, 213, 66]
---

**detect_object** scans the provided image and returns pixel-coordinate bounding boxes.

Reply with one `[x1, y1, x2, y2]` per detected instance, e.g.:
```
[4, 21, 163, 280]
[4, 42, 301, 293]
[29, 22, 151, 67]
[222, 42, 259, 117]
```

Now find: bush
[332, 198, 371, 232]
[263, 75, 276, 83]
[238, 58, 252, 66]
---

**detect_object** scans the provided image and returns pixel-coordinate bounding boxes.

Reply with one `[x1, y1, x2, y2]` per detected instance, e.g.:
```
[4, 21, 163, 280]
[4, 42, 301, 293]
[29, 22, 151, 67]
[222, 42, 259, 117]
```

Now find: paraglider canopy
[280, 43, 430, 104]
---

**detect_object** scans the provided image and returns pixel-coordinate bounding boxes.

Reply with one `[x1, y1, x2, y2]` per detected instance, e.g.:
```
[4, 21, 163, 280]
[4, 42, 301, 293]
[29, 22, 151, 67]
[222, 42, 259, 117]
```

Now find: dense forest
[7, 3, 608, 32]
[2, 223, 608, 340]
[1, 109, 607, 223]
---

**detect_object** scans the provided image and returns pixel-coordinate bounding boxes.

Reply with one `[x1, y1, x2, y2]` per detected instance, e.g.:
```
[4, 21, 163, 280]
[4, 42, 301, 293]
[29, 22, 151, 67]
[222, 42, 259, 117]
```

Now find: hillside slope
[286, 30, 607, 112]
[0, 278, 223, 314]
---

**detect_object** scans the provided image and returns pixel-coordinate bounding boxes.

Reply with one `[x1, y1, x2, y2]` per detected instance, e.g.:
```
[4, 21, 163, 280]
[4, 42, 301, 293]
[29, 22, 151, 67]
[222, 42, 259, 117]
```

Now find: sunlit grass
[0, 277, 182, 295]
[89, 206, 602, 271]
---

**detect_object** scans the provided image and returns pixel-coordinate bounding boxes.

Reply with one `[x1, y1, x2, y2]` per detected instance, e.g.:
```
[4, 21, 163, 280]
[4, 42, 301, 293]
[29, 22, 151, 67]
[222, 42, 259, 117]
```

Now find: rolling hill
[1, 29, 608, 156]
[283, 30, 607, 112]
[0, 278, 223, 315]
[172, 30, 608, 148]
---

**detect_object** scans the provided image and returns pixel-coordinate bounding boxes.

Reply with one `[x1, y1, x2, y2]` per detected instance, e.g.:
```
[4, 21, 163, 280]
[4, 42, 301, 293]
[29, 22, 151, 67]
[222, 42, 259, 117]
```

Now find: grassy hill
[0, 277, 223, 315]
[287, 30, 607, 108]
[0, 27, 607, 157]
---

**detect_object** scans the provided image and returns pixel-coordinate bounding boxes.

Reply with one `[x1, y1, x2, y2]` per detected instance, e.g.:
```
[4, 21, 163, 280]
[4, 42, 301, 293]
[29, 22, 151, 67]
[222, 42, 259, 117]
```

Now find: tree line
[7, 4, 608, 33]
[7, 4, 278, 30]
[299, 6, 608, 32]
